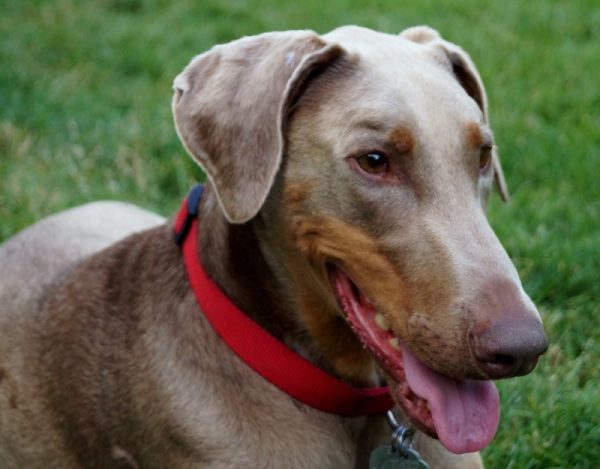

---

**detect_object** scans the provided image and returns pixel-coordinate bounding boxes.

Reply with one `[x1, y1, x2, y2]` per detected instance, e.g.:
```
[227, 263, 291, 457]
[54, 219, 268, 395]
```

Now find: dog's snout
[469, 320, 548, 379]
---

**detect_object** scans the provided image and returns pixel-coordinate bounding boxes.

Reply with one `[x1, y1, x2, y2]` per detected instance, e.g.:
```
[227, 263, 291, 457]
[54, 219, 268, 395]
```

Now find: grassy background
[1, 0, 598, 467]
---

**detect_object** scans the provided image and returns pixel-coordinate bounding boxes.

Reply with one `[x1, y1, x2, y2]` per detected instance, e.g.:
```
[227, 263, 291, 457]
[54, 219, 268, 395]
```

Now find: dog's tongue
[401, 345, 500, 454]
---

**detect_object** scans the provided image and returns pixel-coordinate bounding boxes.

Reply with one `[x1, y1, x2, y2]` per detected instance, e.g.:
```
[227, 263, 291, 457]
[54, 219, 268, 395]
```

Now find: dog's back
[1, 202, 164, 311]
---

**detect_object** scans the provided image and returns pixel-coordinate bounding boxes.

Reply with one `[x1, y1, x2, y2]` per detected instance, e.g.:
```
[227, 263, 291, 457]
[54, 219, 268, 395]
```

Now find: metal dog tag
[369, 445, 430, 469]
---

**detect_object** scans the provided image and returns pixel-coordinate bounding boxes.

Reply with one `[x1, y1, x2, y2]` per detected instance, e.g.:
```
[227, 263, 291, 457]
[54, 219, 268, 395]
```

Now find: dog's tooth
[375, 313, 390, 331]
[389, 337, 400, 350]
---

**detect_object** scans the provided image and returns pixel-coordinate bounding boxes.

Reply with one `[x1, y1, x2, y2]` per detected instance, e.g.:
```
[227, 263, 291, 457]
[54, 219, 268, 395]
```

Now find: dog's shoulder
[0, 201, 170, 466]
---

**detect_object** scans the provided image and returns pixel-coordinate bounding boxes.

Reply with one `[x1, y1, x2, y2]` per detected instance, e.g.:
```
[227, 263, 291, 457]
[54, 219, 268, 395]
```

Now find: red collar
[174, 185, 393, 416]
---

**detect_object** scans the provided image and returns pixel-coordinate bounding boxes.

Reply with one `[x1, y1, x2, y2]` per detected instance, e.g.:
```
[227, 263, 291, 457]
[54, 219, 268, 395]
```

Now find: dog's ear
[400, 27, 510, 202]
[172, 32, 343, 223]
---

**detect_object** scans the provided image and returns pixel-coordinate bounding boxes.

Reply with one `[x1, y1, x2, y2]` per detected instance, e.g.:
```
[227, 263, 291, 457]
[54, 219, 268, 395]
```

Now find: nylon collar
[174, 184, 393, 416]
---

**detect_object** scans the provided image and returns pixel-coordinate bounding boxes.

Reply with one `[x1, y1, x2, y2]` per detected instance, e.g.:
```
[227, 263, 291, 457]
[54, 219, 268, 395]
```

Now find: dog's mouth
[327, 264, 500, 454]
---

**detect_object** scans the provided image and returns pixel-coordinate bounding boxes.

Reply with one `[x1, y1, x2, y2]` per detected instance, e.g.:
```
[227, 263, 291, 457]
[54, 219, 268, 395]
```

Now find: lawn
[1, 0, 598, 467]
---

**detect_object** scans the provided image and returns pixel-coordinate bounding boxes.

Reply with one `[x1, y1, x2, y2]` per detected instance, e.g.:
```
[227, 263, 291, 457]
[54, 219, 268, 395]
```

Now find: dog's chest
[122, 292, 380, 468]
[156, 363, 370, 468]
[144, 334, 384, 467]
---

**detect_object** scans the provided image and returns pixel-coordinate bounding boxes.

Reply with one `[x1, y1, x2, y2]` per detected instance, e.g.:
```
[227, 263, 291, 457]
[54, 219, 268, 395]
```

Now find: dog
[0, 26, 548, 468]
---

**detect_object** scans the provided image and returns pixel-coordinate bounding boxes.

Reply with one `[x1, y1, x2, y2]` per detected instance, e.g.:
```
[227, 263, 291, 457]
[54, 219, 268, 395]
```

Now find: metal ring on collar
[385, 410, 415, 454]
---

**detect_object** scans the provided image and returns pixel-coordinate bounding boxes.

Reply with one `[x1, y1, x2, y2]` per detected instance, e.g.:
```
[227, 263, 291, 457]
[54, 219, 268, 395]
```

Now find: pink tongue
[401, 345, 500, 454]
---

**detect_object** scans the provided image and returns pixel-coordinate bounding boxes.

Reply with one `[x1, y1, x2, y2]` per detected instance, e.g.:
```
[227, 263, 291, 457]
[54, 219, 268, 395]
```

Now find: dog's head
[172, 26, 547, 454]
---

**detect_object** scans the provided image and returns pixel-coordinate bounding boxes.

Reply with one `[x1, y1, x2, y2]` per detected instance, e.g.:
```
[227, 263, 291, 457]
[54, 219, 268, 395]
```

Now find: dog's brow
[390, 127, 415, 155]
[465, 122, 492, 149]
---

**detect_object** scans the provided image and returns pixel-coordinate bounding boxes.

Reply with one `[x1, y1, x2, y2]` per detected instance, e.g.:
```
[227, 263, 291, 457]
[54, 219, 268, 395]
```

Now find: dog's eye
[356, 152, 389, 174]
[479, 145, 493, 171]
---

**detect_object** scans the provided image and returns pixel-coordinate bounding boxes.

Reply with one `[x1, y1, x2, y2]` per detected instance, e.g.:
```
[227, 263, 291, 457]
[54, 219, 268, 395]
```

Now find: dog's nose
[468, 320, 548, 379]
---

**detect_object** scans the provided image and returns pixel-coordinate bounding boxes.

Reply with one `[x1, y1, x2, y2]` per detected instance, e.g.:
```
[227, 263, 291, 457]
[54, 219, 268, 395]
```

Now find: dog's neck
[197, 185, 333, 371]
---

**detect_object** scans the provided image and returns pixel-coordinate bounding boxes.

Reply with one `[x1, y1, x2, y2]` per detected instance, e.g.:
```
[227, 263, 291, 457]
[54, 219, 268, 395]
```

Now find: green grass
[1, 0, 598, 466]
